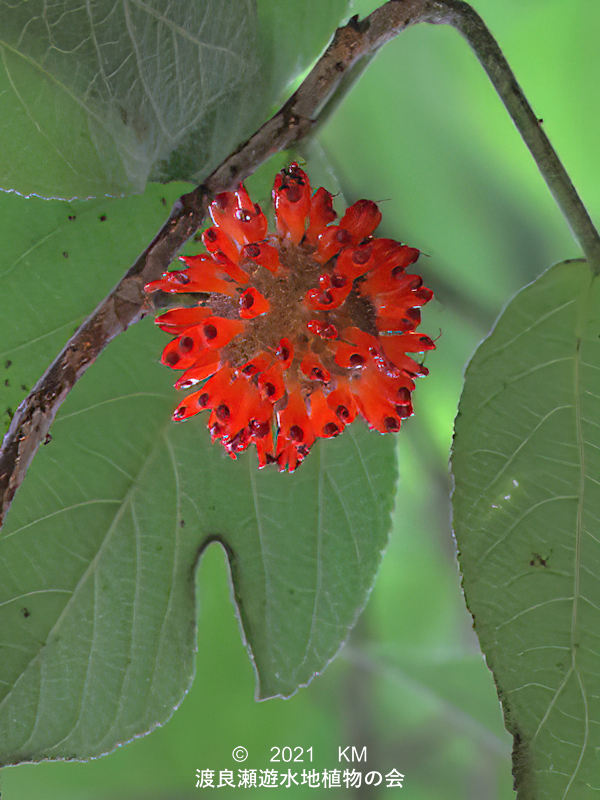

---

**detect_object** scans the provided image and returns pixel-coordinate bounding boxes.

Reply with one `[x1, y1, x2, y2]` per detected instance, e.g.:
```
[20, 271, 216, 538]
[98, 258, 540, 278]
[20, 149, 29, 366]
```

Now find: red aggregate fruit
[145, 163, 434, 471]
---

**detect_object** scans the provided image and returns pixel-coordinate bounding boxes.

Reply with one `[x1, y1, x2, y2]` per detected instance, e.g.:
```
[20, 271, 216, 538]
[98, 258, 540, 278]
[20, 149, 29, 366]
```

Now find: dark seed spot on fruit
[285, 184, 302, 203]
[289, 424, 304, 442]
[397, 387, 411, 404]
[323, 422, 339, 436]
[336, 229, 351, 244]
[277, 345, 290, 362]
[204, 324, 218, 341]
[165, 351, 180, 366]
[331, 273, 346, 288]
[173, 406, 187, 419]
[241, 292, 254, 309]
[385, 416, 400, 432]
[264, 382, 276, 397]
[336, 404, 350, 421]
[198, 393, 210, 407]
[216, 404, 230, 421]
[179, 336, 194, 354]
[349, 353, 365, 367]
[205, 228, 217, 242]
[245, 243, 260, 257]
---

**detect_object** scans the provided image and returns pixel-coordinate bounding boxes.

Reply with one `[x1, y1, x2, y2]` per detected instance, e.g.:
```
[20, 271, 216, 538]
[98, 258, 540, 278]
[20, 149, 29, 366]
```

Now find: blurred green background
[2, 0, 598, 797]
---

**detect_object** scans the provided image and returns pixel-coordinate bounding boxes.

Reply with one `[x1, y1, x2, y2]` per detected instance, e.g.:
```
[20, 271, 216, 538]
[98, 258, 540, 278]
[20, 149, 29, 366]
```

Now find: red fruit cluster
[145, 163, 434, 472]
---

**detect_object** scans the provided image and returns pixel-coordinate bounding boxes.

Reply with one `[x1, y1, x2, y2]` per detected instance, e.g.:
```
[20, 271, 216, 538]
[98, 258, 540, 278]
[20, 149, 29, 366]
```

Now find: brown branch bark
[2, 0, 598, 527]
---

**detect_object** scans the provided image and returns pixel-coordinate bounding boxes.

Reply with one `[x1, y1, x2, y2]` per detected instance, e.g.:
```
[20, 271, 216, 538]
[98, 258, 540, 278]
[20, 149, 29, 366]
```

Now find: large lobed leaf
[0, 185, 397, 764]
[452, 260, 600, 798]
[0, 0, 349, 199]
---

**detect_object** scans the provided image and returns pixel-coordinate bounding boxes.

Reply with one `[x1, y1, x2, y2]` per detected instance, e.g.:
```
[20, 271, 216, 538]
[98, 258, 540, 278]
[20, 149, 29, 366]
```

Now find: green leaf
[0, 183, 186, 434]
[0, 0, 349, 199]
[0, 185, 396, 764]
[257, 0, 351, 105]
[452, 260, 600, 798]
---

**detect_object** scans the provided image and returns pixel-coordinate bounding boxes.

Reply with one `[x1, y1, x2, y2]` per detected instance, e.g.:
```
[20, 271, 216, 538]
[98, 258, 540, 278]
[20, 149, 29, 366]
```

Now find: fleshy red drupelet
[145, 163, 434, 472]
